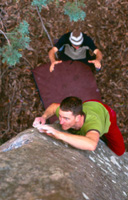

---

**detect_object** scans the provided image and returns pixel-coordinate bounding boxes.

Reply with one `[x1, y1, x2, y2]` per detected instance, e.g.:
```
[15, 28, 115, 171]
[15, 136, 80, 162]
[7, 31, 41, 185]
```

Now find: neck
[74, 115, 85, 130]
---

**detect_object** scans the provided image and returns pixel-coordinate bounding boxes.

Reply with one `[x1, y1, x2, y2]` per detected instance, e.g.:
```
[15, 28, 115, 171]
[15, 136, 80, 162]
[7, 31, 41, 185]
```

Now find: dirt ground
[0, 0, 128, 150]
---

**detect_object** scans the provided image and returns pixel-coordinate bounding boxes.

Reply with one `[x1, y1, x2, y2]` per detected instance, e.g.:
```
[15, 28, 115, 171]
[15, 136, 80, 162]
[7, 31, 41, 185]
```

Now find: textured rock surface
[0, 126, 128, 200]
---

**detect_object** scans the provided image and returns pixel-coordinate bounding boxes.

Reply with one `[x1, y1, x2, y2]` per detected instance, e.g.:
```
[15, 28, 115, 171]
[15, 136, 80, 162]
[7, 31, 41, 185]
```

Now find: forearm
[94, 49, 102, 62]
[33, 103, 59, 127]
[56, 131, 99, 151]
[38, 126, 99, 151]
[48, 47, 58, 63]
[42, 103, 59, 120]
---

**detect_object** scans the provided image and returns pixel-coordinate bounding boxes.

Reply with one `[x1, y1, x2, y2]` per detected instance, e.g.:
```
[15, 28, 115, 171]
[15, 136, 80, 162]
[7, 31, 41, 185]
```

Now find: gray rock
[0, 125, 128, 200]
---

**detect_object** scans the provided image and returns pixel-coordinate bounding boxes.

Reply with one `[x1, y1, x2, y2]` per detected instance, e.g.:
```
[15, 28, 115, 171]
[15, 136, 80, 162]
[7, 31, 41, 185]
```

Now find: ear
[75, 115, 81, 122]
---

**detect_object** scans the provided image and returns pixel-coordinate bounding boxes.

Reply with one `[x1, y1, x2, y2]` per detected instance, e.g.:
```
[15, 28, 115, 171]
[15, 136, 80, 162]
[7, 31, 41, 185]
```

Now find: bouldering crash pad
[32, 61, 101, 122]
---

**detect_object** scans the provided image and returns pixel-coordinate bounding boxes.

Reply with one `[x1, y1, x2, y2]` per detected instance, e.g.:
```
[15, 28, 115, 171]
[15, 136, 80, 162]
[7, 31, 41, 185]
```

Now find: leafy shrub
[31, 0, 54, 11]
[0, 21, 30, 66]
[64, 1, 86, 22]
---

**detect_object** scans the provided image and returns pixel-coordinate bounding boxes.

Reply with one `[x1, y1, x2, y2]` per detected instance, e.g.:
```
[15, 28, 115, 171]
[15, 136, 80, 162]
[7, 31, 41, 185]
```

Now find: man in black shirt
[48, 30, 102, 72]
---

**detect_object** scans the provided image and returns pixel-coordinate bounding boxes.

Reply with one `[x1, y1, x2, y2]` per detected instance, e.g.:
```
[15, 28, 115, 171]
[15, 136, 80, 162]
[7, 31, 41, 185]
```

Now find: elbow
[89, 142, 98, 151]
[48, 49, 52, 57]
[95, 49, 103, 60]
[48, 47, 54, 56]
[100, 52, 103, 60]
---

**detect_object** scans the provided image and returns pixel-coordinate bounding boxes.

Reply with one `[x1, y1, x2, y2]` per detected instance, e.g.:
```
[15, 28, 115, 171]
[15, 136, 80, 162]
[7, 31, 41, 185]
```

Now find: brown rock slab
[0, 125, 128, 200]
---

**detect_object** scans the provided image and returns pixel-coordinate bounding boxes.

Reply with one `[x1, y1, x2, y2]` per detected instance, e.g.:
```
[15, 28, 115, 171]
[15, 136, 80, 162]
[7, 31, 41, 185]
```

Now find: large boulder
[0, 125, 128, 200]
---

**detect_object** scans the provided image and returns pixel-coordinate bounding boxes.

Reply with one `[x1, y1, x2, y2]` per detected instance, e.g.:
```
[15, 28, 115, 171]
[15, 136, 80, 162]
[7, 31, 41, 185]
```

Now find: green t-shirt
[56, 101, 111, 137]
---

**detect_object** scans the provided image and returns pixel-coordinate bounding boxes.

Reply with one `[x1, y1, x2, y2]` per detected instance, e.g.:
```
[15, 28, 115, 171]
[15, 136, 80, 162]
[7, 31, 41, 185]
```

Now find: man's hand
[49, 60, 62, 72]
[33, 103, 59, 130]
[88, 59, 101, 69]
[90, 49, 102, 70]
[33, 116, 46, 128]
[36, 124, 59, 138]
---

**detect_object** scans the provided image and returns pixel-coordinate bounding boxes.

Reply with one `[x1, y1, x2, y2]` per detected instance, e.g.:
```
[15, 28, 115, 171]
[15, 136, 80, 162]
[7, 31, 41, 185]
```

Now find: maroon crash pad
[32, 61, 101, 122]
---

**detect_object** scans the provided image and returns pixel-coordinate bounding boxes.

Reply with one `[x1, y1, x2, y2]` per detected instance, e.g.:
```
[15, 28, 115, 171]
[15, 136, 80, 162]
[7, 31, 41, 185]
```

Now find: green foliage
[64, 1, 86, 22]
[31, 0, 86, 21]
[17, 20, 29, 36]
[32, 0, 54, 11]
[0, 20, 30, 66]
[1, 46, 22, 66]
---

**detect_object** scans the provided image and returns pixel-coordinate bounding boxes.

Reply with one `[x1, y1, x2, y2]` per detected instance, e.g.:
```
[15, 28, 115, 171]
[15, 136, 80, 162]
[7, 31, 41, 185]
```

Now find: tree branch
[0, 29, 11, 46]
[36, 6, 53, 47]
[36, 6, 58, 59]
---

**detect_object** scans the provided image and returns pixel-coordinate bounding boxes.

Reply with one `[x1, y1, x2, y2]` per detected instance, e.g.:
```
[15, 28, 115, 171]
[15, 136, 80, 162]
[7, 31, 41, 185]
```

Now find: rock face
[0, 125, 128, 200]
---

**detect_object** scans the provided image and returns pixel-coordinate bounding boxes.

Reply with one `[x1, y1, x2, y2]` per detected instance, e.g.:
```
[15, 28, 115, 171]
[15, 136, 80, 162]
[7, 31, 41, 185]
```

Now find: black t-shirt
[55, 32, 97, 61]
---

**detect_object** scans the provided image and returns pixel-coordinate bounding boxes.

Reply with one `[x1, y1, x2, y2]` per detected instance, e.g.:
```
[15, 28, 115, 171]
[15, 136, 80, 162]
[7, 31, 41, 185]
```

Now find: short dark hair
[60, 96, 84, 116]
[72, 30, 81, 38]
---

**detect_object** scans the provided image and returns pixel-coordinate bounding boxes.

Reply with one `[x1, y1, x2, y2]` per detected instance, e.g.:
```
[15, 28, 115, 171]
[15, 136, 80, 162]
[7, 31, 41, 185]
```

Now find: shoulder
[55, 32, 71, 47]
[82, 33, 97, 49]
[55, 105, 60, 117]
[82, 113, 102, 136]
[59, 32, 71, 39]
[56, 32, 71, 45]
[82, 33, 93, 41]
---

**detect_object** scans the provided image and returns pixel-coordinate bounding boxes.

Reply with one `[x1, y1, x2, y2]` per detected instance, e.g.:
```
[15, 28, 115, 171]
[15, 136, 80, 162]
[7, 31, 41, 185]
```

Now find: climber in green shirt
[33, 96, 125, 156]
